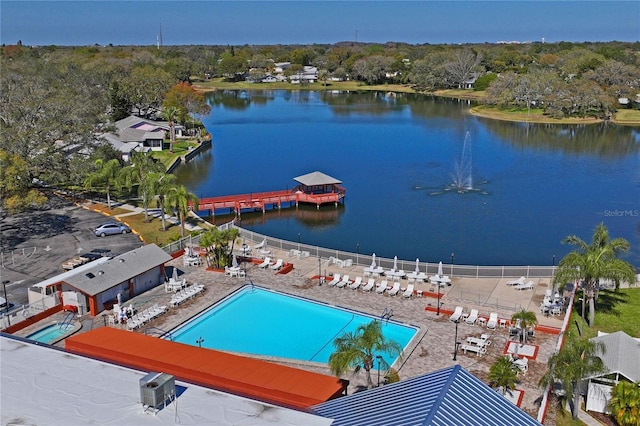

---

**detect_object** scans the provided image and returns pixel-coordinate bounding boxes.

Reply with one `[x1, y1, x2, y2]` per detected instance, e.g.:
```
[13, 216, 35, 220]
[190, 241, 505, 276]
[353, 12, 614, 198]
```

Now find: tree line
[1, 41, 638, 213]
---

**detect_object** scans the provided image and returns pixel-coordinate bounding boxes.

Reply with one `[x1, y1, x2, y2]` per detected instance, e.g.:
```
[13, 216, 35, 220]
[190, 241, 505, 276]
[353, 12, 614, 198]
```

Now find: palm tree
[553, 223, 636, 327]
[539, 339, 607, 420]
[165, 184, 199, 238]
[608, 381, 640, 426]
[83, 158, 122, 209]
[118, 151, 163, 222]
[489, 356, 520, 396]
[511, 308, 538, 345]
[150, 173, 176, 232]
[162, 106, 179, 153]
[328, 320, 403, 389]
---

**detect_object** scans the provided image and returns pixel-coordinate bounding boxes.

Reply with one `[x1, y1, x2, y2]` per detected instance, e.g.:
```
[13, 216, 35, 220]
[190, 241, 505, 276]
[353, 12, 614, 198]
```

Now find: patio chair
[257, 257, 271, 268]
[465, 309, 479, 325]
[449, 306, 464, 322]
[387, 282, 401, 296]
[336, 275, 350, 288]
[362, 278, 376, 292]
[348, 276, 363, 290]
[506, 276, 525, 286]
[253, 239, 266, 251]
[402, 284, 415, 298]
[486, 312, 499, 330]
[269, 258, 284, 270]
[375, 280, 388, 294]
[327, 274, 341, 287]
[515, 281, 535, 291]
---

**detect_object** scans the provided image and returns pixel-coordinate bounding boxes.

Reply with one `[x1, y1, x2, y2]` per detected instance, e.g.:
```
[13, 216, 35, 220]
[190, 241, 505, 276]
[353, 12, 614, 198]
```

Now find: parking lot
[0, 195, 144, 308]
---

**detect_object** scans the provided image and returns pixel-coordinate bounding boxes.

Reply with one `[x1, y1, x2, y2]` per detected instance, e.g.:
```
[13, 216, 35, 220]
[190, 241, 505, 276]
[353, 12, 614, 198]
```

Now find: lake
[175, 90, 640, 267]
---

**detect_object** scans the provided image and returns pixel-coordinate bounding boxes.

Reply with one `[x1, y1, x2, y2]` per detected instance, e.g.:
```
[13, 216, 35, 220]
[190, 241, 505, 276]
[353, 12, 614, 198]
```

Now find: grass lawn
[614, 108, 640, 125]
[565, 287, 640, 341]
[117, 213, 186, 246]
[85, 203, 130, 217]
[470, 105, 602, 124]
[151, 139, 201, 169]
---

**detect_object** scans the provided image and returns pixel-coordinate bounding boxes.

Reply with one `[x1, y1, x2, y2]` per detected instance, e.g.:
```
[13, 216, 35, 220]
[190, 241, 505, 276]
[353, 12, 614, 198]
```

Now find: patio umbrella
[172, 267, 178, 282]
[232, 255, 238, 268]
[414, 258, 420, 274]
[393, 256, 398, 272]
[370, 253, 377, 269]
[117, 292, 122, 306]
[438, 261, 444, 277]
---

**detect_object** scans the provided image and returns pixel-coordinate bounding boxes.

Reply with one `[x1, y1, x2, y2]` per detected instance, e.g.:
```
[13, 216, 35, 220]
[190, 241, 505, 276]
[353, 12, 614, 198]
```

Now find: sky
[1, 1, 638, 46]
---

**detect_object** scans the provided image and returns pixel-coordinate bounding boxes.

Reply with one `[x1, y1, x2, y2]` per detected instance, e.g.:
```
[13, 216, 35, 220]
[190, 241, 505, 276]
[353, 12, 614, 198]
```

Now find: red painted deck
[195, 185, 346, 214]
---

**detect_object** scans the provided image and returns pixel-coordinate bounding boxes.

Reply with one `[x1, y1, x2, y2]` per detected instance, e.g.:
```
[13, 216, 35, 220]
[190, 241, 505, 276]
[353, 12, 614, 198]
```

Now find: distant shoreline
[193, 80, 639, 126]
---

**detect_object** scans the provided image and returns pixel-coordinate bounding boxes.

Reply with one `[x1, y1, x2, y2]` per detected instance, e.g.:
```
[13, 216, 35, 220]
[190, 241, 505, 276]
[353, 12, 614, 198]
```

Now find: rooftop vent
[119, 259, 125, 263]
[98, 270, 104, 275]
[85, 273, 95, 279]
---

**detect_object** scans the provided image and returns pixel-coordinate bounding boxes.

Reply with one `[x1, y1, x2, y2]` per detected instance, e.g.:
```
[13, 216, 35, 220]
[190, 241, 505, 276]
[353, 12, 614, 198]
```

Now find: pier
[194, 171, 345, 217]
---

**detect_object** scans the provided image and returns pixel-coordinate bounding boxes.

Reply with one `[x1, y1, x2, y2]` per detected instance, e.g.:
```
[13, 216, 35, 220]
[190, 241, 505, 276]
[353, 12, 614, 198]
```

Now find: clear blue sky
[2, 1, 638, 46]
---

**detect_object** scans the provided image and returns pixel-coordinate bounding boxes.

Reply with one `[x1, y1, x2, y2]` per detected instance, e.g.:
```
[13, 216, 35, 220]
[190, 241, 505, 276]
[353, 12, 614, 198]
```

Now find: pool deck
[16, 244, 565, 418]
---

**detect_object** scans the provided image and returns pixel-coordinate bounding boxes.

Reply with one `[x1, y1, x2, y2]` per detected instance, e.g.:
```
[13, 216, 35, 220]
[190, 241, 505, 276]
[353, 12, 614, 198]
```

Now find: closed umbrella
[438, 261, 444, 277]
[172, 267, 178, 282]
[414, 258, 420, 274]
[232, 255, 238, 268]
[393, 256, 398, 272]
[370, 253, 377, 269]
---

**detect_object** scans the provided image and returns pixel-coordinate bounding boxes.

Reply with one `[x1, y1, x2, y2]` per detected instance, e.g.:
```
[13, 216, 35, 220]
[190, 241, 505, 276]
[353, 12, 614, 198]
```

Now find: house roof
[294, 171, 342, 187]
[590, 331, 640, 382]
[1, 335, 331, 426]
[312, 365, 541, 426]
[65, 327, 346, 410]
[59, 244, 171, 296]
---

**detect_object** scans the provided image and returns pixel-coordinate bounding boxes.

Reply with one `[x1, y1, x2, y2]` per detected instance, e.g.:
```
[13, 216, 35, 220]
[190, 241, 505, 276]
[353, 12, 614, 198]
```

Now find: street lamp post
[2, 280, 9, 314]
[318, 256, 322, 286]
[450, 253, 455, 277]
[297, 233, 301, 251]
[376, 356, 382, 387]
[356, 243, 360, 265]
[436, 279, 441, 316]
[453, 319, 460, 360]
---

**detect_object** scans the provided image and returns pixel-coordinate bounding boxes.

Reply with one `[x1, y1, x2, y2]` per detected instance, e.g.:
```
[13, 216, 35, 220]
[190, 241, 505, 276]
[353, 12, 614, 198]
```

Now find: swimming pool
[26, 324, 74, 344]
[171, 286, 418, 365]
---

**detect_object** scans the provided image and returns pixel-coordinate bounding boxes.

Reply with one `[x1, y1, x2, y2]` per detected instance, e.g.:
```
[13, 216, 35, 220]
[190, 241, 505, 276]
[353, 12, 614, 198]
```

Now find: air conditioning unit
[139, 372, 175, 413]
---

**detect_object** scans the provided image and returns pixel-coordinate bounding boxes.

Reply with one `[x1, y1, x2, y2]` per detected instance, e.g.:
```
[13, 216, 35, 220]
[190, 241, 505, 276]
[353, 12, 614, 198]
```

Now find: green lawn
[151, 139, 201, 169]
[118, 213, 186, 246]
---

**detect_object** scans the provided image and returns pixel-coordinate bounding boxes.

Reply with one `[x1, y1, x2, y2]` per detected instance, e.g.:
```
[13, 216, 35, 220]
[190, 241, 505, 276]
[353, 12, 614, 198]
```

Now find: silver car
[94, 222, 131, 237]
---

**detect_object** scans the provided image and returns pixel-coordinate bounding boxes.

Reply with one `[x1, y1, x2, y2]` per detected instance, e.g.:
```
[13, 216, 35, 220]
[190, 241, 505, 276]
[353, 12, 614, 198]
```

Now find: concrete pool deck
[15, 246, 564, 419]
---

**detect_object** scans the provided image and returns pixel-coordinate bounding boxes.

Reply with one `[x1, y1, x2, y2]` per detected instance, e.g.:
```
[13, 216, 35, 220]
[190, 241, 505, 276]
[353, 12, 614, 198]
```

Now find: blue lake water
[171, 286, 416, 364]
[176, 90, 640, 267]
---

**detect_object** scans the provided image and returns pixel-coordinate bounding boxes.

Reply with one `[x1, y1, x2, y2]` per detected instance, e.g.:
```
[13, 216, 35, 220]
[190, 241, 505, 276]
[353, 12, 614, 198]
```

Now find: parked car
[94, 222, 131, 237]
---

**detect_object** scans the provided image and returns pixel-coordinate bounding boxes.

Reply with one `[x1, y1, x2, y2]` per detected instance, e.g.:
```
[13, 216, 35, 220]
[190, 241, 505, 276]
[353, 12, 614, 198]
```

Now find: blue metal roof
[312, 365, 541, 426]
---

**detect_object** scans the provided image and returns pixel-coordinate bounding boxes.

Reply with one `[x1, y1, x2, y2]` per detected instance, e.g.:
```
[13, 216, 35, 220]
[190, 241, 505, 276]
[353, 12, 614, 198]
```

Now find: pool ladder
[381, 308, 394, 322]
[58, 312, 74, 329]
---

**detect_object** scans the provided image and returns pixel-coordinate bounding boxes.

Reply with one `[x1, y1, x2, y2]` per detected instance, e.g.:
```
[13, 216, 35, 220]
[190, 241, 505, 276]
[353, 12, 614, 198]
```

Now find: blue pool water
[171, 286, 417, 365]
[26, 324, 73, 344]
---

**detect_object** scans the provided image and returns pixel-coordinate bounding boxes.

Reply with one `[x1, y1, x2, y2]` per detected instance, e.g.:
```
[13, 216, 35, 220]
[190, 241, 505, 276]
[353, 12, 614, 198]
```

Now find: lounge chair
[253, 239, 266, 251]
[486, 312, 499, 329]
[387, 282, 401, 296]
[269, 258, 284, 270]
[348, 276, 363, 290]
[327, 274, 341, 287]
[362, 278, 376, 292]
[257, 257, 271, 268]
[449, 306, 463, 322]
[403, 284, 414, 298]
[336, 275, 350, 288]
[465, 309, 479, 325]
[515, 281, 534, 291]
[506, 276, 525, 286]
[375, 280, 388, 294]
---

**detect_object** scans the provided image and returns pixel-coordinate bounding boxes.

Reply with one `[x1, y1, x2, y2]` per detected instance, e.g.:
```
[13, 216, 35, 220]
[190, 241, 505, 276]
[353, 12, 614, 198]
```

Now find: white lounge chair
[348, 276, 363, 290]
[387, 282, 401, 296]
[253, 239, 266, 251]
[449, 306, 463, 322]
[336, 275, 350, 288]
[257, 257, 271, 268]
[376, 280, 388, 294]
[466, 309, 479, 325]
[327, 274, 341, 287]
[486, 312, 499, 329]
[506, 276, 525, 286]
[516, 281, 535, 291]
[269, 258, 284, 270]
[403, 284, 414, 298]
[362, 278, 376, 292]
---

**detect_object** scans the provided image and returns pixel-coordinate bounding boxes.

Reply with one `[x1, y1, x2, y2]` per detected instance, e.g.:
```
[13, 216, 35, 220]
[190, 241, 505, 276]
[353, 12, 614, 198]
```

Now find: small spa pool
[171, 286, 418, 365]
[26, 324, 74, 344]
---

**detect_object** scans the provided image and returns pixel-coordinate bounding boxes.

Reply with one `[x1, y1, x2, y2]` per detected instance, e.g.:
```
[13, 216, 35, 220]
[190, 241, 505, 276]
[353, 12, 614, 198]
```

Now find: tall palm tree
[511, 308, 538, 345]
[608, 381, 640, 426]
[118, 151, 163, 222]
[83, 158, 122, 209]
[150, 172, 176, 232]
[328, 320, 403, 389]
[489, 356, 520, 396]
[162, 106, 179, 153]
[539, 339, 607, 420]
[554, 223, 635, 327]
[165, 184, 199, 238]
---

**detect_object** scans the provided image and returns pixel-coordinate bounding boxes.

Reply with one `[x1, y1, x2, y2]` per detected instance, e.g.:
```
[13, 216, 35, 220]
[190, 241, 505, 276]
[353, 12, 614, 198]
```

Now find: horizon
[2, 1, 638, 47]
